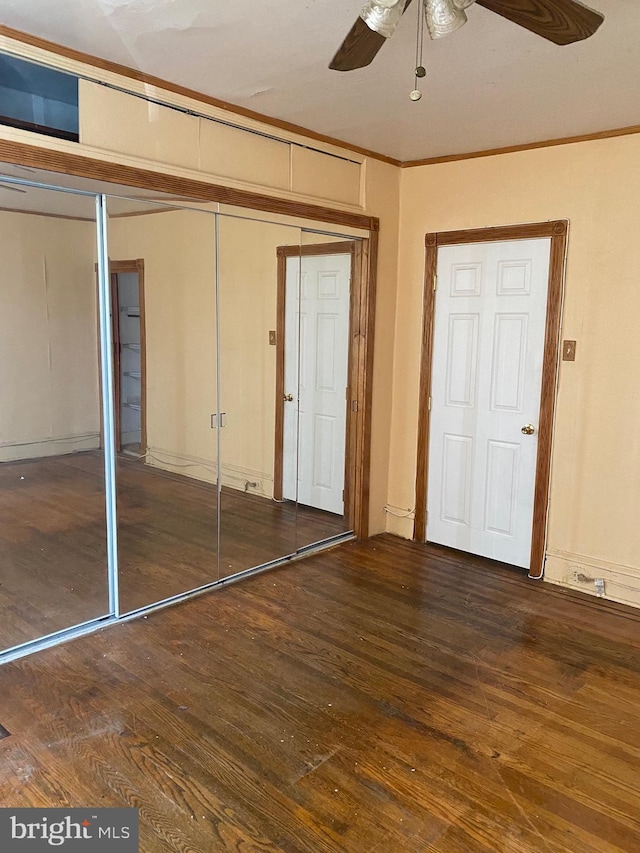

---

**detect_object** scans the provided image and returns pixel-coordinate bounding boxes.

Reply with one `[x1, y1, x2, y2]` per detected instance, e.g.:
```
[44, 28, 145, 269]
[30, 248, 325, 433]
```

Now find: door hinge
[427, 396, 431, 411]
[433, 274, 438, 292]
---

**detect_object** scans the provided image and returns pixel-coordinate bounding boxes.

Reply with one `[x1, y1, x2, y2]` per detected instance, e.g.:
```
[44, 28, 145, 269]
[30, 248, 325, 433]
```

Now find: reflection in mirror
[106, 197, 218, 613]
[217, 215, 302, 578]
[0, 179, 110, 652]
[292, 231, 359, 549]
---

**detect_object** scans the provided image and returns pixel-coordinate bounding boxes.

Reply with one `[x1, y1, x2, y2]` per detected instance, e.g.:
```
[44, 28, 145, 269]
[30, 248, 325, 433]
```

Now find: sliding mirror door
[0, 181, 110, 652]
[216, 215, 302, 579]
[293, 232, 360, 548]
[106, 197, 219, 613]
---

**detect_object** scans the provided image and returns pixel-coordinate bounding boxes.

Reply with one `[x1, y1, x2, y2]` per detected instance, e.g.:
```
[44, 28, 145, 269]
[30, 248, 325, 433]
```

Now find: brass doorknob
[283, 393, 294, 402]
[521, 424, 535, 435]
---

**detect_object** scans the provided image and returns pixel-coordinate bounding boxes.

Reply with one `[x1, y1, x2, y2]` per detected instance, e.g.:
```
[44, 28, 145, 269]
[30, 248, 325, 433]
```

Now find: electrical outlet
[594, 578, 606, 598]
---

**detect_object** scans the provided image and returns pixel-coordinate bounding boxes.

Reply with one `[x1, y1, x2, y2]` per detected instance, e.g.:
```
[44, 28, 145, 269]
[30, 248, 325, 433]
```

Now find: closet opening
[109, 260, 146, 457]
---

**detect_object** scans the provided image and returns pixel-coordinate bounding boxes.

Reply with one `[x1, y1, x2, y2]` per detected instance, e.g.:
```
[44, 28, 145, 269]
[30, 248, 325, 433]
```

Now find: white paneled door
[427, 238, 552, 568]
[283, 252, 351, 514]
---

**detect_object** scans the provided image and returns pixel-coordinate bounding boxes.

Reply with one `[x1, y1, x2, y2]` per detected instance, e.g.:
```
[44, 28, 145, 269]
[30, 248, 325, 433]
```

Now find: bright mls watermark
[0, 809, 138, 851]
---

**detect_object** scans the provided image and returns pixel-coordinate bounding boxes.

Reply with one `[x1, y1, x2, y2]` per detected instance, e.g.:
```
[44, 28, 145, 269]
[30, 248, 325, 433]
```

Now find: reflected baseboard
[0, 432, 100, 463]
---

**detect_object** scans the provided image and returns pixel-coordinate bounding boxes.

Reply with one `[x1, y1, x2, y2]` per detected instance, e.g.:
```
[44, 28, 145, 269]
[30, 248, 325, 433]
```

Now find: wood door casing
[274, 241, 361, 532]
[414, 222, 568, 577]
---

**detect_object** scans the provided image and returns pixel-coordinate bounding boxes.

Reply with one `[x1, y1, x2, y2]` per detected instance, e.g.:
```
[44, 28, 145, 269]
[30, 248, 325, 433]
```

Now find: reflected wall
[106, 198, 219, 613]
[217, 215, 302, 577]
[0, 185, 109, 651]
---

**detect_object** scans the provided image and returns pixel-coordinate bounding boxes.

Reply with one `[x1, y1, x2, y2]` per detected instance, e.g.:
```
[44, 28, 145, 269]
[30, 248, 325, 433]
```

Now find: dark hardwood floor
[1, 535, 639, 852]
[0, 452, 347, 651]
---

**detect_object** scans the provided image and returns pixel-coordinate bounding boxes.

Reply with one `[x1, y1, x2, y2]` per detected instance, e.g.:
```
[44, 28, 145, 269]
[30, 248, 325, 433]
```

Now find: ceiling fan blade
[330, 0, 414, 72]
[475, 0, 603, 45]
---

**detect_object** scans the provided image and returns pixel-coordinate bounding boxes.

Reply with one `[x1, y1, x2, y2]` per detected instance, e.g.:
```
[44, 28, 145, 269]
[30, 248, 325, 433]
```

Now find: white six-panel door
[283, 253, 351, 514]
[426, 238, 551, 568]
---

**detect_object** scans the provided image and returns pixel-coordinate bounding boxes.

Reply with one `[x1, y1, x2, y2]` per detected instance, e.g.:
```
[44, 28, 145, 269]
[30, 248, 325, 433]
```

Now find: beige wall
[217, 215, 302, 495]
[108, 209, 303, 496]
[390, 134, 640, 607]
[108, 209, 219, 483]
[365, 159, 401, 534]
[0, 211, 99, 461]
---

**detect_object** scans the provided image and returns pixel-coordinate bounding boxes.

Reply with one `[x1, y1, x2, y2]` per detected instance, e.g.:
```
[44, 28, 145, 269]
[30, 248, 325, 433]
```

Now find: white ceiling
[0, 0, 637, 162]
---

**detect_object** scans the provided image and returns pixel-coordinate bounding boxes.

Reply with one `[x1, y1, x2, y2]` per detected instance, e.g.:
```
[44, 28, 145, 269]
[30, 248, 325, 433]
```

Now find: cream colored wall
[0, 211, 99, 462]
[108, 209, 301, 496]
[108, 209, 219, 483]
[391, 134, 640, 607]
[365, 158, 401, 535]
[217, 215, 302, 496]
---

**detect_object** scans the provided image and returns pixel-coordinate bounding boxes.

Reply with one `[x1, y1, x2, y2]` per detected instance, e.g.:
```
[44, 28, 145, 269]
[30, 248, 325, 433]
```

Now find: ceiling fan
[330, 0, 604, 72]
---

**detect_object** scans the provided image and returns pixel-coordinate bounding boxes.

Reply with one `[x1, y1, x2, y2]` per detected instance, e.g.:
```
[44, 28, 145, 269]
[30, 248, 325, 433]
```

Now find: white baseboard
[545, 551, 640, 610]
[0, 433, 101, 463]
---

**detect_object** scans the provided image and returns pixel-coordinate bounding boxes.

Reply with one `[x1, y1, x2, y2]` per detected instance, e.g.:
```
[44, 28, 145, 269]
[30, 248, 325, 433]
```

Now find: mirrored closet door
[0, 182, 110, 652]
[0, 164, 367, 661]
[216, 214, 302, 579]
[293, 231, 360, 550]
[106, 196, 219, 614]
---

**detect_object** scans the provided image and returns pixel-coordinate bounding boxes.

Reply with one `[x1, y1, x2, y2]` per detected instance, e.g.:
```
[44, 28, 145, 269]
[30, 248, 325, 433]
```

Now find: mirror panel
[0, 182, 110, 652]
[106, 197, 219, 613]
[294, 231, 359, 549]
[216, 214, 301, 578]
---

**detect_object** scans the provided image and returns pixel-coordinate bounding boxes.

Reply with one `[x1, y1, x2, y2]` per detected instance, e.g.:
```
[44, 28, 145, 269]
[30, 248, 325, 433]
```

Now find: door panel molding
[275, 240, 370, 535]
[414, 221, 568, 576]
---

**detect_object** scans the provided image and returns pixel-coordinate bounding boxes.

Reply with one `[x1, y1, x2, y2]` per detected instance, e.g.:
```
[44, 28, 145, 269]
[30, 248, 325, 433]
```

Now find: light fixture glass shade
[425, 0, 468, 39]
[360, 0, 405, 39]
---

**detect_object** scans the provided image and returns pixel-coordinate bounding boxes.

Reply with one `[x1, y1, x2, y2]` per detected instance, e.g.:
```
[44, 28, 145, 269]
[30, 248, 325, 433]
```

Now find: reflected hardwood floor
[0, 451, 347, 651]
[1, 535, 639, 851]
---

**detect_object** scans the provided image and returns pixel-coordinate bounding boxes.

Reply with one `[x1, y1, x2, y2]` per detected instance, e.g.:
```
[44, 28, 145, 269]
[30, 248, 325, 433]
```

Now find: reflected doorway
[274, 241, 355, 523]
[109, 260, 146, 457]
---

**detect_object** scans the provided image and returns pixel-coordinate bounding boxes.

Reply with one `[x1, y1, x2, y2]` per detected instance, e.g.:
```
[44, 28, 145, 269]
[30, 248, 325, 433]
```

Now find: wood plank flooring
[0, 452, 347, 651]
[1, 535, 639, 852]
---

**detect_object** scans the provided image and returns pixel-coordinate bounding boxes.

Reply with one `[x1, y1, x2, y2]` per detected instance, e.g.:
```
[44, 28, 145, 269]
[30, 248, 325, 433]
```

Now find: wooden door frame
[274, 240, 364, 535]
[413, 221, 568, 576]
[109, 259, 147, 455]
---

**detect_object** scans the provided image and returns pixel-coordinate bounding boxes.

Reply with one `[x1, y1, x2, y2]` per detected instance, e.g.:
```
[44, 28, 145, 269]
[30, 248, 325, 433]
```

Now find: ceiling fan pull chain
[410, 0, 426, 100]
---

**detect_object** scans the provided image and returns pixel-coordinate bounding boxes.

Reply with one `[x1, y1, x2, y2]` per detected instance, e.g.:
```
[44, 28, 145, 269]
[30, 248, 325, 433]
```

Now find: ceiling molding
[401, 123, 640, 168]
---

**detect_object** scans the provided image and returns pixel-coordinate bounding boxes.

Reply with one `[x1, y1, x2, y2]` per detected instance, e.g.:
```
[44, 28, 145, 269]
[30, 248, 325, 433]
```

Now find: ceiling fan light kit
[331, 0, 604, 72]
[424, 0, 471, 40]
[360, 0, 406, 38]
